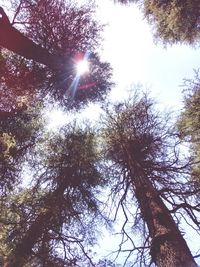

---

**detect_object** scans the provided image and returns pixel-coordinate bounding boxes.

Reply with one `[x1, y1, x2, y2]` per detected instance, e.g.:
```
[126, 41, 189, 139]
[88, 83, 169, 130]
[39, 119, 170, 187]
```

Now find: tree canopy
[0, 0, 113, 109]
[1, 123, 106, 267]
[0, 1, 111, 265]
[101, 93, 199, 266]
[115, 0, 200, 45]
[177, 73, 200, 183]
[1, 0, 200, 266]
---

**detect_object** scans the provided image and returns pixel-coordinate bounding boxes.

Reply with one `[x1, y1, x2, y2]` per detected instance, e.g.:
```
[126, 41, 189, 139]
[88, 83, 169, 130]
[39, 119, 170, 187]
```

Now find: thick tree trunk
[131, 168, 197, 267]
[0, 7, 63, 70]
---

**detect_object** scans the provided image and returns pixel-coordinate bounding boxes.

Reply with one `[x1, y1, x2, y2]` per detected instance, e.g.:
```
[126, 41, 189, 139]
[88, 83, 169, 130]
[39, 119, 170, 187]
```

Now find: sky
[47, 0, 200, 127]
[97, 0, 200, 110]
[46, 3, 200, 263]
[2, 0, 200, 264]
[93, 0, 200, 264]
[48, 0, 200, 128]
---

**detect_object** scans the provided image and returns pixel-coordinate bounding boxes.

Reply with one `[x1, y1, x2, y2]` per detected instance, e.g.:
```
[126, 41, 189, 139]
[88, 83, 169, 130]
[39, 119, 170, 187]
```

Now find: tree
[0, 1, 112, 265]
[0, 6, 62, 70]
[102, 93, 199, 266]
[115, 0, 200, 45]
[0, 99, 43, 193]
[177, 72, 200, 182]
[2, 123, 105, 267]
[0, 0, 112, 107]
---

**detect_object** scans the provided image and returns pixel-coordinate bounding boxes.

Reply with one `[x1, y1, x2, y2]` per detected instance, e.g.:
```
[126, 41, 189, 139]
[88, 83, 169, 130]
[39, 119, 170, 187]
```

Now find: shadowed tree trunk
[126, 149, 197, 266]
[134, 175, 196, 266]
[103, 95, 198, 266]
[0, 7, 63, 70]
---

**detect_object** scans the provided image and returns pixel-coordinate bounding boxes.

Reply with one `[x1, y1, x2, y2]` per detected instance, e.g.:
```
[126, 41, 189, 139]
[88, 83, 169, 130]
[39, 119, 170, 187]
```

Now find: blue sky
[33, 1, 200, 263]
[2, 0, 200, 264]
[94, 0, 200, 264]
[98, 0, 200, 110]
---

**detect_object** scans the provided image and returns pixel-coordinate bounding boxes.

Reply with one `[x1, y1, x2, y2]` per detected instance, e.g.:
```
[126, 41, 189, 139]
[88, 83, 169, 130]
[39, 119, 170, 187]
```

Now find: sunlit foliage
[0, 0, 113, 108]
[0, 102, 43, 193]
[115, 0, 200, 45]
[177, 72, 200, 183]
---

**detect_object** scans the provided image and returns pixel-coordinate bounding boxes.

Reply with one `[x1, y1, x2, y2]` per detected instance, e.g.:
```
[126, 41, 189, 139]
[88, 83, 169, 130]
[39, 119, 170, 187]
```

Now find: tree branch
[0, 6, 64, 71]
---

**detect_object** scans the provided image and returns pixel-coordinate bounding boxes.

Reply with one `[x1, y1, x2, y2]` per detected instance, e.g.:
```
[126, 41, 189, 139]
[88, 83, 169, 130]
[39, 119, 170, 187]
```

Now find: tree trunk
[131, 166, 197, 267]
[4, 210, 52, 267]
[3, 187, 65, 267]
[0, 8, 63, 70]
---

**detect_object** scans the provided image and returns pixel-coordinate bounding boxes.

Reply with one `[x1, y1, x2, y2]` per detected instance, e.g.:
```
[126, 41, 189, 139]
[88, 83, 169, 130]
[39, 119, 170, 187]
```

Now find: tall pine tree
[102, 93, 199, 266]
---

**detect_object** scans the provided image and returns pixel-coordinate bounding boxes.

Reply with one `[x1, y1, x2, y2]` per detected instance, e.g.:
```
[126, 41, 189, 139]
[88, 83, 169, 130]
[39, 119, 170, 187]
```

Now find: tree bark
[130, 165, 197, 267]
[0, 7, 63, 70]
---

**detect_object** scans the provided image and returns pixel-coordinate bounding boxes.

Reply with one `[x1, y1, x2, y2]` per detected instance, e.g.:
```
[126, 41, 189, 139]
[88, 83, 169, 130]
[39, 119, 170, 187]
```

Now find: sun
[76, 59, 89, 75]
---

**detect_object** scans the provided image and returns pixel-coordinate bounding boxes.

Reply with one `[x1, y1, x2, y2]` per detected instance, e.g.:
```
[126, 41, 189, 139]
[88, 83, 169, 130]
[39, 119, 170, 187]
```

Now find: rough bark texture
[131, 168, 197, 267]
[0, 7, 63, 70]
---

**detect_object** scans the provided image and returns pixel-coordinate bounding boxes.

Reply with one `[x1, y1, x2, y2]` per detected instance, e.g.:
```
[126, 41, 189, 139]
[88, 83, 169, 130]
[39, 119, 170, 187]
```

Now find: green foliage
[0, 49, 47, 113]
[0, 103, 43, 193]
[0, 190, 46, 263]
[2, 0, 113, 108]
[116, 0, 200, 45]
[177, 73, 200, 180]
[19, 0, 101, 54]
[0, 123, 105, 266]
[39, 124, 103, 211]
[101, 92, 199, 265]
[0, 1, 112, 265]
[102, 93, 171, 177]
[0, 133, 16, 159]
[143, 0, 200, 45]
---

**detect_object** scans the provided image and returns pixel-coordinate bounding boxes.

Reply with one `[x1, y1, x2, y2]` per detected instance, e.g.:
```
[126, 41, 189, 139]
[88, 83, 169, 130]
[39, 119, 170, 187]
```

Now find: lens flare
[76, 60, 89, 75]
[67, 51, 91, 99]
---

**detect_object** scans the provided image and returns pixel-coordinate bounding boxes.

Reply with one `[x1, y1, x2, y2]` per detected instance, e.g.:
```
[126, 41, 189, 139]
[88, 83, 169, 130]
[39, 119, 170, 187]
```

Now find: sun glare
[76, 59, 89, 75]
[46, 109, 67, 130]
